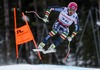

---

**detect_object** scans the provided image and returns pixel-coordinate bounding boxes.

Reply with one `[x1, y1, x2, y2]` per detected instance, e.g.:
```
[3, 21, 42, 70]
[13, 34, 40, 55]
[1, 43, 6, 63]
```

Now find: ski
[43, 49, 56, 54]
[32, 48, 56, 54]
[32, 48, 44, 52]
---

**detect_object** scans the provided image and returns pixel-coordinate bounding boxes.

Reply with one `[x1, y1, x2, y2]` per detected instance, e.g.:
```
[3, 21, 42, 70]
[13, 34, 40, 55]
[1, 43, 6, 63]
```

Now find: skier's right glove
[42, 17, 49, 23]
[43, 15, 49, 23]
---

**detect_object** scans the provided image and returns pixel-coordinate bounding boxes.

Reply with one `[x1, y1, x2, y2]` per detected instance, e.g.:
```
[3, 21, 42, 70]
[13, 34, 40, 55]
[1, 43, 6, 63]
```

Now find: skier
[34, 2, 79, 53]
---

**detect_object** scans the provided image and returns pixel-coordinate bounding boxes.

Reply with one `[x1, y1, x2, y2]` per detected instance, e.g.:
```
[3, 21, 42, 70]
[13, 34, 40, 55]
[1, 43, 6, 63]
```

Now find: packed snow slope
[0, 64, 99, 70]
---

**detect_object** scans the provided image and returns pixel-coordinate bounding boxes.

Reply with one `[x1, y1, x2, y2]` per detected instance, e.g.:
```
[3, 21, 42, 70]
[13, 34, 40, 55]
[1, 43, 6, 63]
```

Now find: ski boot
[43, 44, 56, 54]
[33, 42, 45, 52]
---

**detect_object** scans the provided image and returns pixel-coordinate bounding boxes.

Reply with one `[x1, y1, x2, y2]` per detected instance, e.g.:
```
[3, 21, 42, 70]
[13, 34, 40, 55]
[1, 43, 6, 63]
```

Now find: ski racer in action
[34, 2, 80, 53]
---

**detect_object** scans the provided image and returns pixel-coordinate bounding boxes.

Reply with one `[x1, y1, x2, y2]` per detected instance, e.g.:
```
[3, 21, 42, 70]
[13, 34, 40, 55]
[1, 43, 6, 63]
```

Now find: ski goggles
[68, 8, 76, 13]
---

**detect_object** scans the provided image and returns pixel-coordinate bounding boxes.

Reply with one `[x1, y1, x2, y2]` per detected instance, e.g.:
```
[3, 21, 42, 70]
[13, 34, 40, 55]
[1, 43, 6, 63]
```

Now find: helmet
[68, 2, 78, 11]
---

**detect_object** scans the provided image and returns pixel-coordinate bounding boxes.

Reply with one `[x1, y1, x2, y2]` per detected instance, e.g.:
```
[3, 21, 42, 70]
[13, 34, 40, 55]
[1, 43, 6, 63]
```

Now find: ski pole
[64, 42, 71, 61]
[25, 11, 44, 20]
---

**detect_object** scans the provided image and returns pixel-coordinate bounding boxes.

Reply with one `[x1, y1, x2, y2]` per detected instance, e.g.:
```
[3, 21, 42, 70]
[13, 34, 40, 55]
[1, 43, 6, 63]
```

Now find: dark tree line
[0, 0, 100, 68]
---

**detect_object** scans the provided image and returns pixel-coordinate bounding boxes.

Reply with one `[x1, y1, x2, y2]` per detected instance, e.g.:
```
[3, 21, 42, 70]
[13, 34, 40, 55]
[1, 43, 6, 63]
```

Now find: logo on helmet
[72, 6, 75, 9]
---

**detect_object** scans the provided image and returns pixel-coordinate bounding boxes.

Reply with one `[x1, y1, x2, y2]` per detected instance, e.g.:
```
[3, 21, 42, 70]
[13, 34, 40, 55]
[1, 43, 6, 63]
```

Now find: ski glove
[42, 13, 49, 23]
[67, 36, 72, 42]
[42, 17, 49, 23]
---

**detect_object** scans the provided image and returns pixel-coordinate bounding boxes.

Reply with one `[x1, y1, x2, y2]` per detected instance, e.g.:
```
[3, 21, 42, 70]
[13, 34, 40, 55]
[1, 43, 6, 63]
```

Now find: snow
[0, 64, 99, 70]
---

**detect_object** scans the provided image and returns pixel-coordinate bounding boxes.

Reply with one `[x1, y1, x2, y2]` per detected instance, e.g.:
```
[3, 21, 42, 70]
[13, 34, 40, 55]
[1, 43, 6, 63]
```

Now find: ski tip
[32, 49, 44, 52]
[43, 50, 56, 54]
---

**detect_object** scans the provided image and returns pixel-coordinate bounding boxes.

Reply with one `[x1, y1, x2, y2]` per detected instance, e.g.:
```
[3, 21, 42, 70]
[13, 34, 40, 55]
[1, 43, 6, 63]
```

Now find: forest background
[0, 0, 100, 68]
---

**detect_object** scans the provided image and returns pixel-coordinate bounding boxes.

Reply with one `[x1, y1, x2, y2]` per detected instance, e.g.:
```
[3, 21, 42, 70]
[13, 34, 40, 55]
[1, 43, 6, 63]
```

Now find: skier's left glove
[67, 36, 72, 42]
